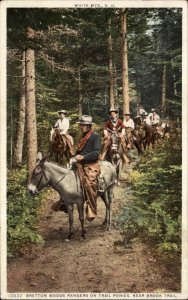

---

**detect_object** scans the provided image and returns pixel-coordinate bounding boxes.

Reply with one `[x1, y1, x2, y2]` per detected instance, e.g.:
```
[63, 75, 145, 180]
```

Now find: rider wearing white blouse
[54, 110, 74, 155]
[148, 108, 160, 125]
[123, 117, 135, 130]
[123, 112, 135, 149]
[54, 111, 70, 134]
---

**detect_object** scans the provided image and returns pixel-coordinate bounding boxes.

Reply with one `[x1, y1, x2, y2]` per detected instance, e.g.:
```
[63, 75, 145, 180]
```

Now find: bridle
[33, 167, 49, 192]
[32, 165, 69, 192]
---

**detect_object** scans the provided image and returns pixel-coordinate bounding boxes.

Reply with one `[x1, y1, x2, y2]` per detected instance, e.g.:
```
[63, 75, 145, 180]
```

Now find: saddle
[70, 160, 107, 194]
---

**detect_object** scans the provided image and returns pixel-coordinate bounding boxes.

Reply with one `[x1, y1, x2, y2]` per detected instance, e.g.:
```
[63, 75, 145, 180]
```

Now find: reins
[50, 170, 69, 188]
[35, 166, 69, 191]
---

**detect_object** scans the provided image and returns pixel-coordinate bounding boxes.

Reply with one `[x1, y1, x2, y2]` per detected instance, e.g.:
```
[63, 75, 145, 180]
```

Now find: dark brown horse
[133, 117, 144, 155]
[49, 128, 72, 165]
[133, 127, 144, 155]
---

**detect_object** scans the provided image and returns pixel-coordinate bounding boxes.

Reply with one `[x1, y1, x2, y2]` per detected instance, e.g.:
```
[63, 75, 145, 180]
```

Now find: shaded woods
[6, 7, 182, 268]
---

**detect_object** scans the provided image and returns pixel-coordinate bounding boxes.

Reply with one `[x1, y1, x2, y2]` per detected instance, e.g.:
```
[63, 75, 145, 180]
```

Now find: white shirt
[54, 118, 70, 134]
[123, 118, 135, 130]
[139, 108, 147, 115]
[148, 113, 160, 125]
[143, 116, 151, 125]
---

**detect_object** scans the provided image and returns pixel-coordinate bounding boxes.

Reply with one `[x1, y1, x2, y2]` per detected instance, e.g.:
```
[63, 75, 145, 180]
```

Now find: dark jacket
[77, 131, 101, 164]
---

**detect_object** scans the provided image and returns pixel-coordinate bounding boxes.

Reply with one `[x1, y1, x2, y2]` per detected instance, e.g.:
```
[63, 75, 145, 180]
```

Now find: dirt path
[7, 159, 180, 294]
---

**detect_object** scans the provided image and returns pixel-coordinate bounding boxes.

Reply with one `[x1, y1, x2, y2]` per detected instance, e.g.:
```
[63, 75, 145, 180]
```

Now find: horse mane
[44, 160, 69, 173]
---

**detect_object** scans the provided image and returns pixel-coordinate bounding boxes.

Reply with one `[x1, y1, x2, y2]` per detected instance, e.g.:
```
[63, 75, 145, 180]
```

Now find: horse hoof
[65, 238, 71, 242]
[81, 234, 86, 240]
[66, 233, 74, 241]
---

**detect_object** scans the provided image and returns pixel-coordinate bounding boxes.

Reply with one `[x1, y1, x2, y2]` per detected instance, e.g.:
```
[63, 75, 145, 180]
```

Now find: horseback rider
[54, 110, 74, 156]
[74, 115, 101, 221]
[148, 108, 160, 127]
[123, 112, 135, 149]
[139, 105, 147, 116]
[148, 108, 162, 142]
[100, 108, 130, 163]
[142, 112, 151, 125]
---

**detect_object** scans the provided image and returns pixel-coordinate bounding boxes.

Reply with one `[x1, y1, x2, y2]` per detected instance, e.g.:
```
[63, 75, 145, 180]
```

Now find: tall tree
[12, 51, 26, 167]
[161, 64, 167, 110]
[78, 67, 83, 117]
[25, 46, 37, 179]
[120, 8, 130, 117]
[108, 16, 115, 108]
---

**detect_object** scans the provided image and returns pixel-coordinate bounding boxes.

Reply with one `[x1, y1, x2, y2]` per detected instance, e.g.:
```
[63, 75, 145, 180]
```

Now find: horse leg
[116, 162, 121, 186]
[135, 141, 143, 155]
[101, 191, 111, 230]
[55, 153, 59, 163]
[66, 204, 74, 240]
[77, 202, 86, 239]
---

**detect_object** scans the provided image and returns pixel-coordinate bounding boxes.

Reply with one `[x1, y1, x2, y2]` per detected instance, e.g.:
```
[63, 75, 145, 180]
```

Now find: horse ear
[40, 157, 46, 165]
[36, 152, 42, 163]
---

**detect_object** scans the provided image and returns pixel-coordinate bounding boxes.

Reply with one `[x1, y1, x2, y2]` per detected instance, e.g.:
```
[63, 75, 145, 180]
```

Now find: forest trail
[7, 158, 180, 294]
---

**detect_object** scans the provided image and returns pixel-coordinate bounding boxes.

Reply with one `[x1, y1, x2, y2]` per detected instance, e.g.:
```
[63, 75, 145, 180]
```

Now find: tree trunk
[137, 94, 141, 116]
[12, 51, 26, 167]
[161, 64, 167, 110]
[114, 63, 118, 110]
[121, 8, 130, 119]
[78, 67, 82, 117]
[173, 74, 178, 97]
[25, 47, 37, 180]
[108, 17, 115, 108]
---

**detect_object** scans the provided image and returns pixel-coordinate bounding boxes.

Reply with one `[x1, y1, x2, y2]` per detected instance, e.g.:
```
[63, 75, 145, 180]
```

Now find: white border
[1, 1, 187, 299]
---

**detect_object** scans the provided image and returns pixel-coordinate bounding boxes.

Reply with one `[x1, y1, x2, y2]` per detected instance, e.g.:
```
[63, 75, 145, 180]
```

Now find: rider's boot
[86, 201, 96, 222]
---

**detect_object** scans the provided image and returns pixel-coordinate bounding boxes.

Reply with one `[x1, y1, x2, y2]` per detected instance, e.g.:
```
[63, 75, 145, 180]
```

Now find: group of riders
[50, 106, 167, 221]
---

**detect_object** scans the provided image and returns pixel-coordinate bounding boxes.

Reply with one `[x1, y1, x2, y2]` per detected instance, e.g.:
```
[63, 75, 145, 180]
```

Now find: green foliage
[7, 8, 182, 165]
[7, 167, 44, 257]
[117, 134, 182, 257]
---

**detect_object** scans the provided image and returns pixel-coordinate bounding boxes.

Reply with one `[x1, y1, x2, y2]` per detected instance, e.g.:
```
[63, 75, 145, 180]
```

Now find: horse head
[28, 154, 49, 195]
[110, 132, 119, 152]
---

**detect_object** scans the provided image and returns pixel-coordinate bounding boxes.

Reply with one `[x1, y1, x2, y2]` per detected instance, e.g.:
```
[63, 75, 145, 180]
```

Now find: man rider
[148, 108, 160, 127]
[142, 112, 151, 125]
[148, 108, 162, 141]
[100, 108, 130, 163]
[123, 112, 135, 149]
[139, 105, 147, 116]
[74, 115, 101, 221]
[54, 110, 74, 156]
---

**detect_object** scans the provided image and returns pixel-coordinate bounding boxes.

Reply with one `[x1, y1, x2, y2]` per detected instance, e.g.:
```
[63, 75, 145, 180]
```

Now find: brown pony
[49, 128, 72, 165]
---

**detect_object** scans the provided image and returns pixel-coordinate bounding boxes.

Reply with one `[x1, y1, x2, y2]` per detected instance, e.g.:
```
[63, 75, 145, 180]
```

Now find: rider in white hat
[142, 112, 151, 125]
[123, 112, 135, 149]
[54, 110, 74, 156]
[148, 108, 160, 126]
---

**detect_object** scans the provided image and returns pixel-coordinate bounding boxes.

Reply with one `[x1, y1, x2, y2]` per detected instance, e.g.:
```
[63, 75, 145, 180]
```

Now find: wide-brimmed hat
[143, 112, 148, 116]
[76, 115, 94, 125]
[58, 110, 67, 114]
[151, 108, 156, 112]
[109, 107, 118, 114]
[124, 112, 131, 116]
